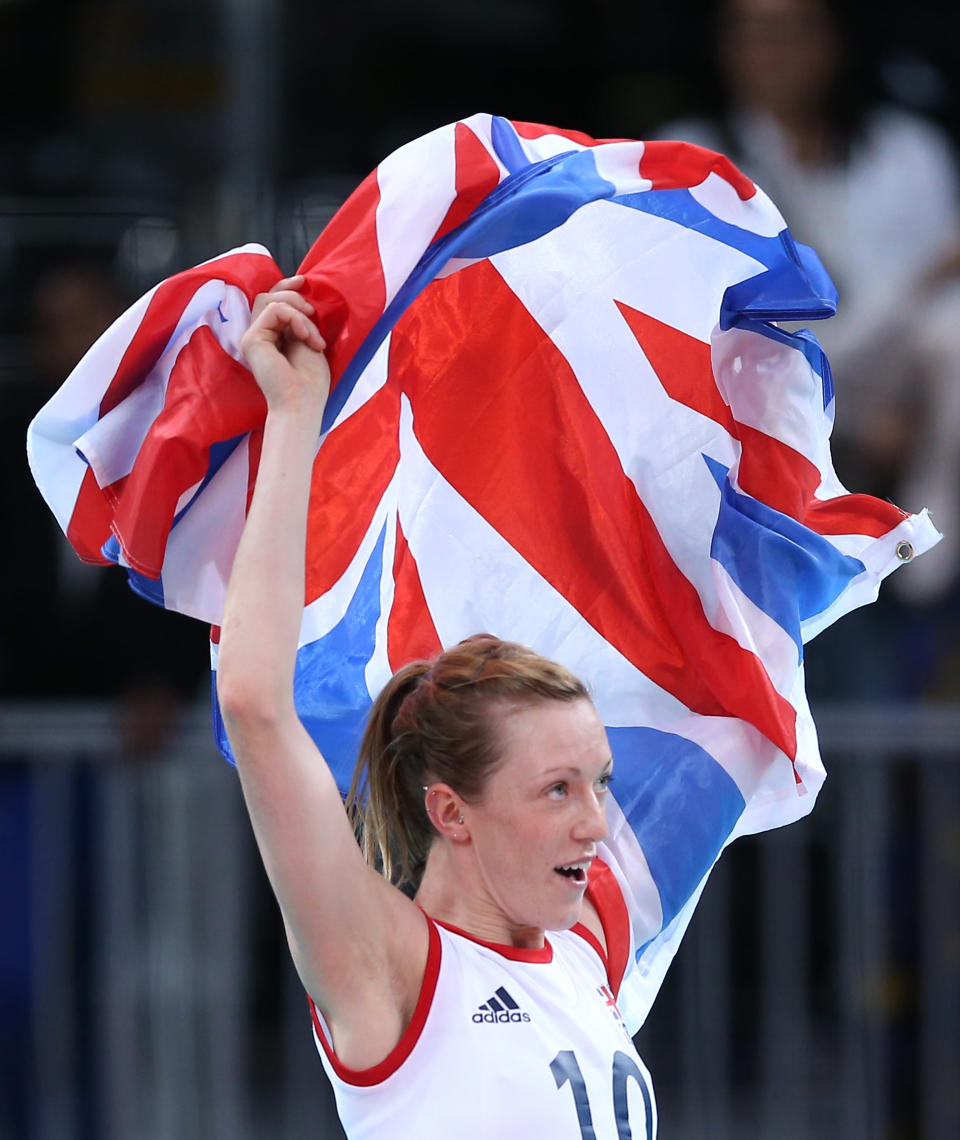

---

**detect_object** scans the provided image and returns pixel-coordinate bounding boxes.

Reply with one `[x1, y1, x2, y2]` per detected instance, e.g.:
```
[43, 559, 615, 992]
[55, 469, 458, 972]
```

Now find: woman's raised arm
[216, 278, 429, 1065]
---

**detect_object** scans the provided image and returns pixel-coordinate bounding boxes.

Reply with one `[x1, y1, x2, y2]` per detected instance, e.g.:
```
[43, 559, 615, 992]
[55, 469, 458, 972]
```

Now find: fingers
[251, 275, 315, 322]
[243, 298, 327, 355]
[244, 277, 328, 389]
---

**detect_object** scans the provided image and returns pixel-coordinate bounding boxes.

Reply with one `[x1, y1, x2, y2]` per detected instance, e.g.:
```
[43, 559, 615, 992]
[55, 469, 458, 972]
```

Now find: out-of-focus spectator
[1, 259, 209, 753]
[656, 0, 960, 697]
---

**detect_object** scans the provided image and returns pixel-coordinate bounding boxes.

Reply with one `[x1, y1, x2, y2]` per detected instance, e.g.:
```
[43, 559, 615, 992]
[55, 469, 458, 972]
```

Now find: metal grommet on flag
[896, 541, 915, 563]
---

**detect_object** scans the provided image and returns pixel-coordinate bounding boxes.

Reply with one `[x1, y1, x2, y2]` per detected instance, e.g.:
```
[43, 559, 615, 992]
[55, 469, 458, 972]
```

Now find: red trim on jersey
[570, 922, 607, 968]
[433, 918, 554, 963]
[308, 917, 442, 1087]
[579, 859, 631, 998]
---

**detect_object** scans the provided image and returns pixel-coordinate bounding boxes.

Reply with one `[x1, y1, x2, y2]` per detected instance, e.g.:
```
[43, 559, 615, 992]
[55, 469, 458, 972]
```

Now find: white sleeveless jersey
[309, 862, 657, 1140]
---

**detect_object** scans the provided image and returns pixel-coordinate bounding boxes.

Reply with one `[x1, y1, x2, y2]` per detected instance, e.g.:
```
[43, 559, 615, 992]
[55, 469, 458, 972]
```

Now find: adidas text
[472, 1009, 531, 1024]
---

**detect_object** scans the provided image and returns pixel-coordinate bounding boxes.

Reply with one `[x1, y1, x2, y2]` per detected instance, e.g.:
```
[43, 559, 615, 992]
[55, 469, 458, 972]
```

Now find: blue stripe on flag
[704, 455, 866, 652]
[791, 328, 834, 409]
[101, 533, 121, 565]
[606, 725, 745, 931]
[720, 236, 836, 327]
[212, 524, 386, 769]
[490, 115, 530, 174]
[289, 525, 387, 783]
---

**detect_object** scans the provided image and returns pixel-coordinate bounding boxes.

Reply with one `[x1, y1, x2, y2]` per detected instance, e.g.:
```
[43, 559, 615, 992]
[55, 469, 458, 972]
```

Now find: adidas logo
[472, 986, 531, 1024]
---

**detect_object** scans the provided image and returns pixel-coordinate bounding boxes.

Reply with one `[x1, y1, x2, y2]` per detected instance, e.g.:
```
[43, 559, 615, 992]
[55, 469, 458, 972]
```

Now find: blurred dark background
[2, 1, 960, 1138]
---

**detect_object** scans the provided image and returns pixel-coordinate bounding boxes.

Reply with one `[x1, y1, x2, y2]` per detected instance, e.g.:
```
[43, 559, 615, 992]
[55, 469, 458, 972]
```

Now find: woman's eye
[548, 782, 567, 798]
[597, 772, 613, 792]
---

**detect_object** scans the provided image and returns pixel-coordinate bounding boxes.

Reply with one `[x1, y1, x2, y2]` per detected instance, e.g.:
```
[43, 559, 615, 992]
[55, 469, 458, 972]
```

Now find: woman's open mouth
[554, 861, 590, 885]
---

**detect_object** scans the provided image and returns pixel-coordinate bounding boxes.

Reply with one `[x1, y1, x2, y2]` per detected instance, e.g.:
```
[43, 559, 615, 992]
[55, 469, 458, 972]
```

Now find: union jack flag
[27, 113, 940, 1029]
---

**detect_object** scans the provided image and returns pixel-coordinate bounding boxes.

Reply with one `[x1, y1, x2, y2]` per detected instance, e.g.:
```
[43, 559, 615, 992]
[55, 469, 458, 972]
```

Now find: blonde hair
[345, 634, 588, 887]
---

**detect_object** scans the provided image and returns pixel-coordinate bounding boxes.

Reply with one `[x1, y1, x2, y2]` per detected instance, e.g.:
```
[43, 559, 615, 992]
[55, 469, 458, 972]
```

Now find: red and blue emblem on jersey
[598, 985, 630, 1038]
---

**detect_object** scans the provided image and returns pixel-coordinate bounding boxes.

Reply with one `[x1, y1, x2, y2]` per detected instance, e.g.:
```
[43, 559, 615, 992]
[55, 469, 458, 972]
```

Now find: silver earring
[458, 814, 464, 824]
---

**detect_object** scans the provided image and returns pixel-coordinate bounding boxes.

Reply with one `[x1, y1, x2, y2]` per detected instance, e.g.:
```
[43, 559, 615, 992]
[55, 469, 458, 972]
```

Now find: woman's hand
[241, 275, 331, 416]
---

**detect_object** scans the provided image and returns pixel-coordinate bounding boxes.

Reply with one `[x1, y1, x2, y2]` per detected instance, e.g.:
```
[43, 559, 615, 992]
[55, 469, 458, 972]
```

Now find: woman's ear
[423, 783, 469, 841]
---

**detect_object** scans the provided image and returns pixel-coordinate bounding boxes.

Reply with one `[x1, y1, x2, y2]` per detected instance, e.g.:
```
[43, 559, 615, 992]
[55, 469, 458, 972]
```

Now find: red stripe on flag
[110, 327, 266, 577]
[304, 383, 402, 603]
[66, 466, 116, 564]
[584, 858, 632, 998]
[298, 169, 388, 391]
[245, 425, 264, 516]
[616, 301, 908, 534]
[387, 518, 443, 672]
[100, 251, 279, 418]
[615, 302, 734, 432]
[389, 261, 798, 759]
[639, 140, 756, 200]
[432, 122, 503, 244]
[805, 495, 908, 537]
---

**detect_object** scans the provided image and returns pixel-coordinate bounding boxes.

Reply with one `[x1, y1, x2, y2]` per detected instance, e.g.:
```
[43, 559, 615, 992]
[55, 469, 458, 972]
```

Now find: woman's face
[461, 698, 613, 942]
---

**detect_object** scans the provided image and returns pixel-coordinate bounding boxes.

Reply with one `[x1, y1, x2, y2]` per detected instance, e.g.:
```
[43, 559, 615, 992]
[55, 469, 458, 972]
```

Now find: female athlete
[217, 278, 656, 1138]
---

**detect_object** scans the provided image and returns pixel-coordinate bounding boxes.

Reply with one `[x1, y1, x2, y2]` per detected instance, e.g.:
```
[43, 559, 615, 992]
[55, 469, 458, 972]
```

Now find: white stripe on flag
[602, 795, 664, 957]
[366, 488, 400, 701]
[591, 140, 653, 194]
[799, 511, 942, 643]
[330, 331, 393, 430]
[375, 122, 460, 303]
[709, 560, 801, 702]
[27, 286, 159, 532]
[158, 437, 253, 622]
[689, 171, 785, 237]
[711, 325, 831, 460]
[513, 126, 588, 162]
[298, 477, 398, 651]
[494, 197, 764, 353]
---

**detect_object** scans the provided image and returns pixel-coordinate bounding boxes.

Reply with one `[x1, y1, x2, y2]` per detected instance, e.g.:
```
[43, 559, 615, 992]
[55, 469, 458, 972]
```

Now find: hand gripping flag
[27, 114, 940, 1030]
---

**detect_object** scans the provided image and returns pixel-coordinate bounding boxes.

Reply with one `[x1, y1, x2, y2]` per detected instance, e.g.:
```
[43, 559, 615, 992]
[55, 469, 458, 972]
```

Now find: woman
[216, 277, 656, 1137]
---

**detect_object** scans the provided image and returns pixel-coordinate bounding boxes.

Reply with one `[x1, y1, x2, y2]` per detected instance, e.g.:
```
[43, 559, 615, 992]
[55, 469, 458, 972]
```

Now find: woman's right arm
[216, 279, 429, 1063]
